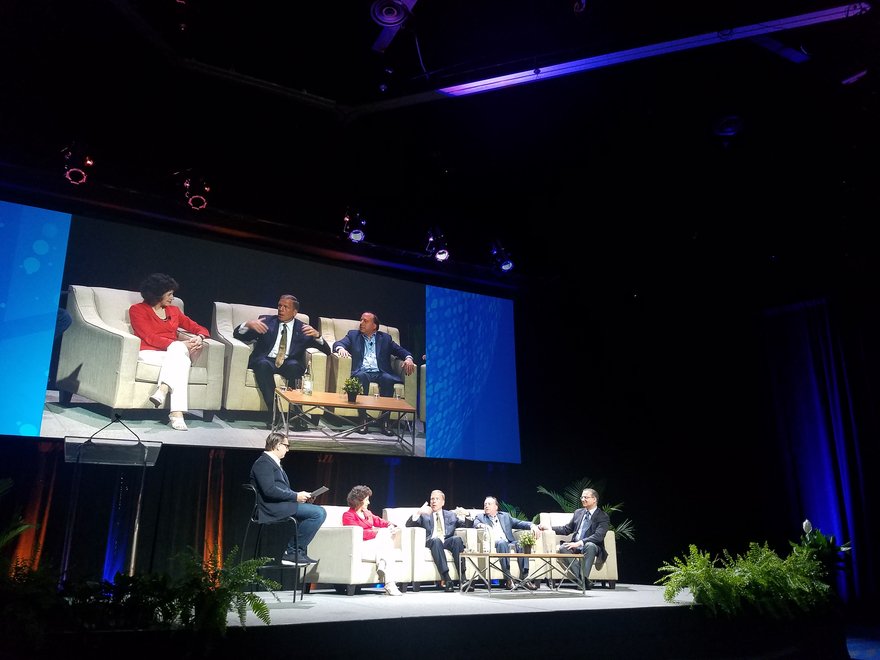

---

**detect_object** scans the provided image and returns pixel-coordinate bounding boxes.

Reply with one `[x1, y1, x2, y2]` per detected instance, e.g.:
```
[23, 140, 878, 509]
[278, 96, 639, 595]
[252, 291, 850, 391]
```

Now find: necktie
[434, 511, 445, 538]
[578, 511, 592, 541]
[275, 323, 287, 368]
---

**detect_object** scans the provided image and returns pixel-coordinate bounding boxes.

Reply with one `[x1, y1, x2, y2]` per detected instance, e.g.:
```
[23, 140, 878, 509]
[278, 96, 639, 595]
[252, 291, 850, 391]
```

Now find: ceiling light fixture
[343, 210, 366, 243]
[438, 3, 871, 97]
[490, 241, 514, 273]
[61, 143, 94, 185]
[370, 0, 419, 52]
[173, 169, 210, 210]
[426, 227, 450, 262]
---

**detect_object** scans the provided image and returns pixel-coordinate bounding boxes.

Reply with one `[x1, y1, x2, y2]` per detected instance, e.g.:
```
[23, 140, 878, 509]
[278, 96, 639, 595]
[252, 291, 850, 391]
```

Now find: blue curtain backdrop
[763, 298, 869, 602]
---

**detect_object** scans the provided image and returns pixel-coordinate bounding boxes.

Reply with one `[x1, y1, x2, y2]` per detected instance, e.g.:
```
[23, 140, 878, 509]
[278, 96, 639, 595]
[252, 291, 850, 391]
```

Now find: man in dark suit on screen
[332, 311, 415, 435]
[234, 294, 330, 429]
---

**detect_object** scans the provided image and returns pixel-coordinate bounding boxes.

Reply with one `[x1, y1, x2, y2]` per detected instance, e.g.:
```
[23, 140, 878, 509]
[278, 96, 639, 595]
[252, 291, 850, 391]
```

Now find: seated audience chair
[56, 284, 224, 418]
[319, 317, 417, 420]
[537, 512, 618, 588]
[211, 301, 328, 414]
[302, 505, 409, 595]
[241, 484, 306, 602]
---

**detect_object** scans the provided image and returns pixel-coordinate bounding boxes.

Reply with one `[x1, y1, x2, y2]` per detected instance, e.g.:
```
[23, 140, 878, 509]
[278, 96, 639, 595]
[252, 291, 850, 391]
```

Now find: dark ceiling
[1, 1, 879, 292]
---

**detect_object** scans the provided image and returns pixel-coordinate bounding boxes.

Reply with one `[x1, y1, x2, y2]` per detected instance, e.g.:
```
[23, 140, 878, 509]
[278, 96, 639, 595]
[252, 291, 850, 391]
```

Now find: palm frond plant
[536, 477, 636, 542]
[0, 478, 34, 553]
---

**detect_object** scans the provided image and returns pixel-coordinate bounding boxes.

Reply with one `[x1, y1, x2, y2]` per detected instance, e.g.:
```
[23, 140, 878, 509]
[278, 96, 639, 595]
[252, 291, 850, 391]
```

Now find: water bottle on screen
[302, 364, 313, 395]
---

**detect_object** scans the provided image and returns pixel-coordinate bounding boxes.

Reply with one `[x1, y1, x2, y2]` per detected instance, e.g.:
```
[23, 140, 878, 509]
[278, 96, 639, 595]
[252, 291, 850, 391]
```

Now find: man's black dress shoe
[444, 581, 456, 593]
[584, 579, 594, 590]
[381, 421, 394, 436]
[461, 582, 475, 592]
[296, 551, 318, 564]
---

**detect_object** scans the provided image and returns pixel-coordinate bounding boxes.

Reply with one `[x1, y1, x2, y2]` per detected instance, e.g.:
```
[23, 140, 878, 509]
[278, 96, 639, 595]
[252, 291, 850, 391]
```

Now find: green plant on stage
[797, 519, 851, 582]
[342, 376, 363, 395]
[536, 476, 636, 542]
[656, 519, 851, 620]
[0, 478, 34, 553]
[518, 530, 537, 547]
[173, 545, 280, 637]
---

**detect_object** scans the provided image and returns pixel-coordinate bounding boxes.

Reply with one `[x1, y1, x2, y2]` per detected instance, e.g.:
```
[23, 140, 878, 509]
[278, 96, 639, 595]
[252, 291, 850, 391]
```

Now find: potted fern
[342, 376, 363, 403]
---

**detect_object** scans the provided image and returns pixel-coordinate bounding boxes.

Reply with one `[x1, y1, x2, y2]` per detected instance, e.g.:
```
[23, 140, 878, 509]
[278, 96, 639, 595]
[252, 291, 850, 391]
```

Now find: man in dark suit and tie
[474, 495, 540, 590]
[332, 311, 415, 435]
[538, 488, 609, 589]
[234, 294, 331, 429]
[250, 432, 327, 565]
[406, 489, 472, 592]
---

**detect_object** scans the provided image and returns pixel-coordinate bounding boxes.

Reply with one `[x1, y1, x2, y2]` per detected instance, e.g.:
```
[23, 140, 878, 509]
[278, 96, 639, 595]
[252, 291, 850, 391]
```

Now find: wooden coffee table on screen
[273, 387, 417, 455]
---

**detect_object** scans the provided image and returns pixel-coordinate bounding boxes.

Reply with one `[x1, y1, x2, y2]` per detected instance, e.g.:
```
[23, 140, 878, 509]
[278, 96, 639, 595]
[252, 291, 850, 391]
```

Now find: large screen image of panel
[0, 199, 520, 463]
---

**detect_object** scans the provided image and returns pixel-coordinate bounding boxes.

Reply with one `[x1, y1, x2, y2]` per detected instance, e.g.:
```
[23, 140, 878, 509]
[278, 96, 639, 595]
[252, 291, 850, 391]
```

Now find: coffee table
[460, 551, 588, 595]
[273, 388, 417, 455]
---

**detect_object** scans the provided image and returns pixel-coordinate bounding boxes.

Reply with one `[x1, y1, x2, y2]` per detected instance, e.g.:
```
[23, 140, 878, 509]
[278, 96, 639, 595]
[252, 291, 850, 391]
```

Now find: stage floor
[228, 582, 692, 628]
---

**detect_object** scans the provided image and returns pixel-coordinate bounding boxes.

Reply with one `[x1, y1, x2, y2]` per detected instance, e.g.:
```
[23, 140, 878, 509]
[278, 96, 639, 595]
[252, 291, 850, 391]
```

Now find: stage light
[61, 143, 94, 185]
[173, 169, 210, 210]
[426, 228, 450, 262]
[343, 210, 366, 243]
[490, 241, 514, 273]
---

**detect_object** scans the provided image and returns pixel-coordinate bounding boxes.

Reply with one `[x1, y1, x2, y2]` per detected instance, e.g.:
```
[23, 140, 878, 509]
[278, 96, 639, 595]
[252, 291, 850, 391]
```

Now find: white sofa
[303, 505, 408, 595]
[56, 285, 224, 417]
[537, 512, 618, 588]
[211, 301, 329, 414]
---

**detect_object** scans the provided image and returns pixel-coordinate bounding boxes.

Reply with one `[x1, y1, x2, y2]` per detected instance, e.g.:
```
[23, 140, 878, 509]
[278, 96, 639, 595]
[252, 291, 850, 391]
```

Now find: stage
[210, 582, 846, 660]
[19, 582, 852, 659]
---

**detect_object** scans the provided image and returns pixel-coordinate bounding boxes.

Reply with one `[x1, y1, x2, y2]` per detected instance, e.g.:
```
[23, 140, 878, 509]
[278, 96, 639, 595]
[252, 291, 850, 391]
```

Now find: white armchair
[303, 505, 408, 595]
[382, 506, 474, 589]
[319, 317, 417, 419]
[211, 302, 328, 414]
[56, 285, 224, 417]
[537, 512, 618, 588]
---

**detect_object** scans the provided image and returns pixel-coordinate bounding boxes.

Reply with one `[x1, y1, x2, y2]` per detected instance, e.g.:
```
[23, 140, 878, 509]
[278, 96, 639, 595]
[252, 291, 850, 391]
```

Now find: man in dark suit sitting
[474, 495, 540, 590]
[332, 311, 415, 435]
[406, 489, 472, 591]
[250, 432, 327, 565]
[538, 488, 609, 589]
[234, 294, 330, 430]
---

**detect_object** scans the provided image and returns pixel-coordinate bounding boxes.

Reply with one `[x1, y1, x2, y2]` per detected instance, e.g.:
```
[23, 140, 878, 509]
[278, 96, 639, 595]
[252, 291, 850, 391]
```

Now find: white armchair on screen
[211, 301, 328, 414]
[56, 284, 224, 418]
[319, 317, 417, 419]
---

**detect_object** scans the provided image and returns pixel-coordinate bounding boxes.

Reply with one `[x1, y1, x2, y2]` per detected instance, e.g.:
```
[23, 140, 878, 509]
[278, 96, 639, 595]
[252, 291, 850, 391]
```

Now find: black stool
[241, 483, 307, 602]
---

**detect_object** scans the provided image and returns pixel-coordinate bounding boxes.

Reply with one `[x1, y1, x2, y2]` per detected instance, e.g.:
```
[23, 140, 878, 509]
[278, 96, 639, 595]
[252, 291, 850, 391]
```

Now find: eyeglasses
[280, 443, 290, 448]
[581, 495, 595, 500]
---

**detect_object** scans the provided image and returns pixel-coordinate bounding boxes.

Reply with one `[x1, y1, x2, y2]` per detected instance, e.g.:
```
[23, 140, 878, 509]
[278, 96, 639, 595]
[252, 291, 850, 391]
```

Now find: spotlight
[426, 228, 450, 262]
[343, 210, 366, 243]
[61, 143, 94, 185]
[173, 169, 210, 210]
[490, 241, 514, 273]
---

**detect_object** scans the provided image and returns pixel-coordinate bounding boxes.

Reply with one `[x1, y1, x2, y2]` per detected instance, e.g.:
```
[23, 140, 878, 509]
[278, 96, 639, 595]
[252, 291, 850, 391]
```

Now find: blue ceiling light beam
[438, 3, 871, 97]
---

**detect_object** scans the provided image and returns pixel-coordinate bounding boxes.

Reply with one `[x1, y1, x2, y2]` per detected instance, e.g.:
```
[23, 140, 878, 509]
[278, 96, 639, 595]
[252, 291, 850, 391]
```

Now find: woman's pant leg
[139, 342, 192, 411]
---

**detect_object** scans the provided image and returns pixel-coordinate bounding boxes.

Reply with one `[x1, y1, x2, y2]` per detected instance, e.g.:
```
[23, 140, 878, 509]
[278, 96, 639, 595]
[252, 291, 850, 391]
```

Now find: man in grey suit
[538, 487, 609, 589]
[473, 495, 540, 590]
[406, 489, 472, 592]
[250, 432, 327, 565]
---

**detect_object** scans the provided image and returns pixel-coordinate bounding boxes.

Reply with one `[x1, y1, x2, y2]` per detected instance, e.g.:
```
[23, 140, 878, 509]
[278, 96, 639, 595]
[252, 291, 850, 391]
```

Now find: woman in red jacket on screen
[342, 484, 403, 596]
[129, 272, 209, 431]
